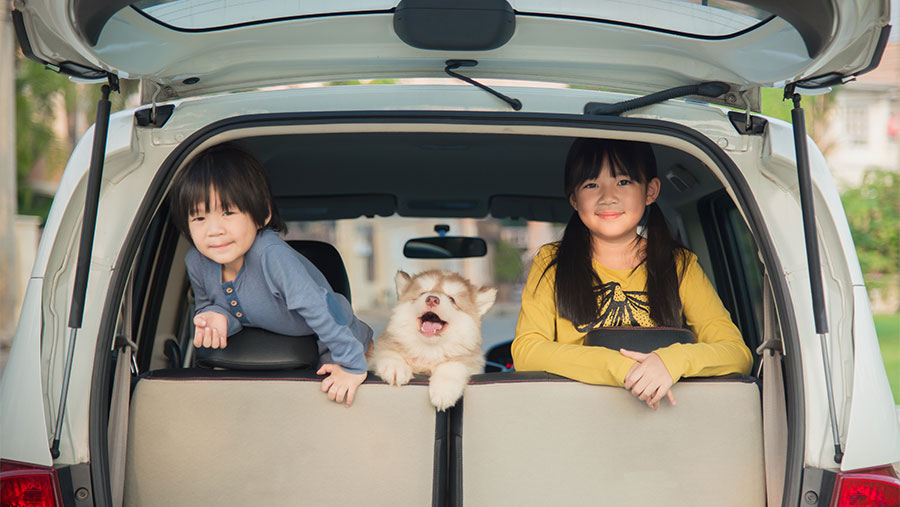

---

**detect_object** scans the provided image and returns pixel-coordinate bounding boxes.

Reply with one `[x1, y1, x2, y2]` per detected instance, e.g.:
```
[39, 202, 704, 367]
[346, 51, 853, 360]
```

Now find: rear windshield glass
[513, 0, 772, 37]
[131, 0, 395, 30]
[133, 0, 772, 37]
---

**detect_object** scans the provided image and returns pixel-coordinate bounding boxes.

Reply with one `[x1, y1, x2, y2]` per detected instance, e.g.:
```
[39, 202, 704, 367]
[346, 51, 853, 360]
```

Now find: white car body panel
[843, 286, 900, 471]
[0, 279, 52, 466]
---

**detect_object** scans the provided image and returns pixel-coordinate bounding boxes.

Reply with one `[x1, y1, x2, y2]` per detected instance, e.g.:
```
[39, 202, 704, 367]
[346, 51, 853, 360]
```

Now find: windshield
[284, 215, 565, 353]
[132, 0, 772, 37]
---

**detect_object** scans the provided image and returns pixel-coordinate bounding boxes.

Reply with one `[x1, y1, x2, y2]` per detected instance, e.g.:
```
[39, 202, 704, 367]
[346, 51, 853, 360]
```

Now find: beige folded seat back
[125, 370, 446, 507]
[453, 372, 765, 507]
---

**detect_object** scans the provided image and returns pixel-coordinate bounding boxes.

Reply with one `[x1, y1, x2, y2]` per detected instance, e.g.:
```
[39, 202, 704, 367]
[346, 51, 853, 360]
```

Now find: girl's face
[569, 158, 660, 246]
[188, 188, 264, 280]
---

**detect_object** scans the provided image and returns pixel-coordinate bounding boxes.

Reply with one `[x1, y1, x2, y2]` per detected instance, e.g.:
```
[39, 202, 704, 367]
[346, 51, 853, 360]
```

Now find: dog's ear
[395, 270, 412, 297]
[475, 286, 498, 317]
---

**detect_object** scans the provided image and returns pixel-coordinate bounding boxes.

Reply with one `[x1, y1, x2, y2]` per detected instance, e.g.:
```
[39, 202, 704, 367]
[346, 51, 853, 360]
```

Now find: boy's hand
[193, 311, 228, 349]
[620, 349, 676, 410]
[317, 364, 367, 407]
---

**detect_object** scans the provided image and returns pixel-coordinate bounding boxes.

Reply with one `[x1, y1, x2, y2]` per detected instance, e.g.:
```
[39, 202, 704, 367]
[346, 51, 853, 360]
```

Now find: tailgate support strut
[786, 84, 843, 464]
[50, 75, 119, 459]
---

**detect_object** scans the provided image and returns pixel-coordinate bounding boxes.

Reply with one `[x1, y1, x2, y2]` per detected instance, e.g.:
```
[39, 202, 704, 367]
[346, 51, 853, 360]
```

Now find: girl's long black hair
[546, 138, 687, 328]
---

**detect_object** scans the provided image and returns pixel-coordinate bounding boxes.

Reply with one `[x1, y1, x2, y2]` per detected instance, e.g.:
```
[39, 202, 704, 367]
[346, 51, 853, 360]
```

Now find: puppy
[370, 270, 497, 410]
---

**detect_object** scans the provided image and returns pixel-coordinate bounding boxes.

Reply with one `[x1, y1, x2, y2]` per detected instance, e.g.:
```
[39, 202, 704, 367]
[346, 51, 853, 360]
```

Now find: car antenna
[444, 60, 522, 111]
[784, 82, 843, 464]
[583, 81, 730, 116]
[49, 73, 120, 459]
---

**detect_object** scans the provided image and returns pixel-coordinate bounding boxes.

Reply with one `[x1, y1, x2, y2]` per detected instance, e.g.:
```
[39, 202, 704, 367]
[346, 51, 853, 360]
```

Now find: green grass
[875, 314, 900, 404]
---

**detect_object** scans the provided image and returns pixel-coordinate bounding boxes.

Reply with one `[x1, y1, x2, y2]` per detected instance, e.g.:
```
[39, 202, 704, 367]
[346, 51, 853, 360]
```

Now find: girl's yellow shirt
[511, 244, 753, 386]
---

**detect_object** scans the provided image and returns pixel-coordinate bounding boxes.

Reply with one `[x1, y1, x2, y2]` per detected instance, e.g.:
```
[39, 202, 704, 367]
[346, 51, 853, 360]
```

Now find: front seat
[287, 240, 352, 304]
[193, 240, 351, 370]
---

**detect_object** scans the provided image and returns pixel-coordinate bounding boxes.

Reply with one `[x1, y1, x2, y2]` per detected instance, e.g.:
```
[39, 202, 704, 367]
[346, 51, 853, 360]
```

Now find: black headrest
[194, 328, 319, 370]
[286, 240, 352, 303]
[583, 327, 695, 354]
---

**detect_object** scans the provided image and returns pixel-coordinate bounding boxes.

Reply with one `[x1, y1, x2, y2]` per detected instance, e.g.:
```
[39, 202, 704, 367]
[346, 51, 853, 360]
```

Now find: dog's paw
[375, 359, 413, 386]
[429, 378, 465, 411]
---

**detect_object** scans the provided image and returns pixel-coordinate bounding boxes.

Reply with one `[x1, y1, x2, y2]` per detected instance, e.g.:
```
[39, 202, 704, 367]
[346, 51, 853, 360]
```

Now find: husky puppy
[371, 270, 497, 410]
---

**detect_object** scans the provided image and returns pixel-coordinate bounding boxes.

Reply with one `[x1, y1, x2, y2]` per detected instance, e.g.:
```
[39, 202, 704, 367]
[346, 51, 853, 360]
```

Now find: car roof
[228, 130, 722, 223]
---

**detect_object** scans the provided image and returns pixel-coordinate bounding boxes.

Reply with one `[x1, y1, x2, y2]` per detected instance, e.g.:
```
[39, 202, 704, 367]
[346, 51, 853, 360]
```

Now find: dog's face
[388, 270, 497, 347]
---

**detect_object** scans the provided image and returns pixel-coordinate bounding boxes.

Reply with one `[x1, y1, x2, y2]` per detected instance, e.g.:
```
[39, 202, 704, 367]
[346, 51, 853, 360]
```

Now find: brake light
[832, 465, 900, 507]
[0, 460, 62, 507]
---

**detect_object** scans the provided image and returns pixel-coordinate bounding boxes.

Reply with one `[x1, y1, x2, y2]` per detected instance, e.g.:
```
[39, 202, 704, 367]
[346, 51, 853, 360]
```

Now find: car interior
[121, 130, 768, 506]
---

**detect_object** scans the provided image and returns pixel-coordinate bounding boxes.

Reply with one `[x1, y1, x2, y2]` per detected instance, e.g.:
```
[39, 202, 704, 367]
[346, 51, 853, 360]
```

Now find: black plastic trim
[850, 24, 892, 79]
[433, 409, 450, 507]
[91, 109, 805, 507]
[449, 399, 463, 507]
[135, 104, 175, 128]
[56, 462, 93, 506]
[395, 0, 515, 51]
[698, 191, 764, 372]
[796, 25, 892, 90]
[800, 466, 838, 506]
[134, 217, 179, 372]
[728, 111, 768, 135]
[137, 367, 431, 383]
[11, 9, 42, 66]
[13, 8, 108, 80]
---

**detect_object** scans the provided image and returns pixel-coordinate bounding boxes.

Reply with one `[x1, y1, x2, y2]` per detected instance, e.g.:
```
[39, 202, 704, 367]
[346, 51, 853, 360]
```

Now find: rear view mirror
[404, 224, 487, 259]
[404, 237, 487, 258]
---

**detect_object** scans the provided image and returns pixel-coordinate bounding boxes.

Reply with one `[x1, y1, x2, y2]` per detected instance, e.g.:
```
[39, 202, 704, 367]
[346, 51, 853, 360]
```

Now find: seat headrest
[583, 327, 695, 354]
[194, 328, 319, 370]
[287, 240, 352, 303]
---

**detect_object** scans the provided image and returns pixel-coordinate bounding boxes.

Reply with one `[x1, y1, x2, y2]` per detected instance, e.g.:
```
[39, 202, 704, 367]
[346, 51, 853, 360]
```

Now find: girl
[169, 143, 373, 406]
[511, 138, 752, 409]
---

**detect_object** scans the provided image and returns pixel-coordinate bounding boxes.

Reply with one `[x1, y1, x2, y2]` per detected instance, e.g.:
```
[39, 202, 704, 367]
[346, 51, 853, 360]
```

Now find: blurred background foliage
[15, 56, 137, 221]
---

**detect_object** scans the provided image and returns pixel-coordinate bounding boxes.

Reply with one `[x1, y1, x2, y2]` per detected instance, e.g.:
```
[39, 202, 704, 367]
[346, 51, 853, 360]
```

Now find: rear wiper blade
[444, 59, 522, 111]
[584, 82, 730, 116]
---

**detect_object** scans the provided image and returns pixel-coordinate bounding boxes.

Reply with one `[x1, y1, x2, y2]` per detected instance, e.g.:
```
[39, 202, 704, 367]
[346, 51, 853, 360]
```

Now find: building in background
[826, 3, 899, 189]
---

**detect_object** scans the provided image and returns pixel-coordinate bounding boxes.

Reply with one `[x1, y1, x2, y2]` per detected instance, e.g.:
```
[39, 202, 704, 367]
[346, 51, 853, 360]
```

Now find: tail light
[1, 460, 62, 507]
[832, 465, 900, 507]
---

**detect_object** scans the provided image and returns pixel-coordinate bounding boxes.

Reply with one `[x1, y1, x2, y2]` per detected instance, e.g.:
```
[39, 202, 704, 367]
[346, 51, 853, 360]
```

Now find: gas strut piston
[50, 75, 120, 459]
[786, 83, 843, 464]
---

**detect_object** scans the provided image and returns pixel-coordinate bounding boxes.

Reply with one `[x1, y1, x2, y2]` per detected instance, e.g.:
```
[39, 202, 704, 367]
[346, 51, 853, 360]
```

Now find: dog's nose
[426, 295, 440, 307]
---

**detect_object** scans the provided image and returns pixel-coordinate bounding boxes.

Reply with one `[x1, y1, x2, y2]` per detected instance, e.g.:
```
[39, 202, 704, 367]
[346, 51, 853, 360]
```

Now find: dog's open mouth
[419, 312, 447, 337]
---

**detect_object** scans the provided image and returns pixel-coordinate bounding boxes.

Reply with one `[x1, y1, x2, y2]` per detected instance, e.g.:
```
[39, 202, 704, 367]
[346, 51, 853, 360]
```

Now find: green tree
[493, 238, 524, 284]
[760, 87, 838, 156]
[840, 169, 900, 292]
[16, 55, 137, 221]
[16, 57, 72, 219]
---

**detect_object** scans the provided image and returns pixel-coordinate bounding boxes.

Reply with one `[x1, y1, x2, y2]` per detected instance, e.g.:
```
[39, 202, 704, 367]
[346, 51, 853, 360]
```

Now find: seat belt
[108, 276, 137, 507]
[756, 274, 787, 507]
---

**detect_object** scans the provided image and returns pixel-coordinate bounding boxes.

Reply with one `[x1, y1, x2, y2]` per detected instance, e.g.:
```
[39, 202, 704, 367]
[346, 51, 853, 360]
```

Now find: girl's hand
[317, 364, 368, 407]
[620, 349, 676, 410]
[193, 311, 228, 349]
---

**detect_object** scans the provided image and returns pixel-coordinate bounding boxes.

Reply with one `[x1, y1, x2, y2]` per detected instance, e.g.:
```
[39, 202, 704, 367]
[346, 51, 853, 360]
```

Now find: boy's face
[188, 188, 260, 280]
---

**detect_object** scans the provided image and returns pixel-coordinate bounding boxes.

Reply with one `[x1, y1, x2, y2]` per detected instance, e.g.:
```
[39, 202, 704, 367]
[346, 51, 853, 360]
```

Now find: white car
[3, 1, 898, 506]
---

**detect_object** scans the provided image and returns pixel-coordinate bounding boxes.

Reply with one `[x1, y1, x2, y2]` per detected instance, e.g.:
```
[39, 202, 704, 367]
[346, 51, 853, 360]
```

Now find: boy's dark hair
[545, 138, 688, 328]
[169, 143, 285, 244]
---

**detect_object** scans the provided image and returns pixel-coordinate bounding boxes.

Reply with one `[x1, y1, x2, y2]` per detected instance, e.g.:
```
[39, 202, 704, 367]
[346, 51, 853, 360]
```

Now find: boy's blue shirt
[185, 229, 372, 374]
